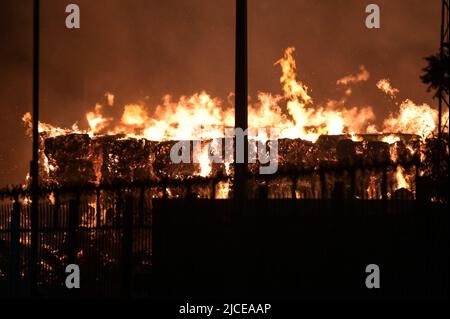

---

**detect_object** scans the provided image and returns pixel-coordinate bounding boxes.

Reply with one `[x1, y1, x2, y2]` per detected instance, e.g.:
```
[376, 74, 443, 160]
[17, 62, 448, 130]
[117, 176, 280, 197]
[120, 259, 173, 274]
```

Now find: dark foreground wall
[152, 199, 448, 300]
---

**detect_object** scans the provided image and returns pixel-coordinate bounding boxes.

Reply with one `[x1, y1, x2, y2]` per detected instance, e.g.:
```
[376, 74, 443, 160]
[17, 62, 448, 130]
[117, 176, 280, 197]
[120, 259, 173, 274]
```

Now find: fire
[395, 166, 410, 190]
[376, 79, 399, 98]
[22, 112, 83, 138]
[336, 65, 370, 85]
[21, 46, 445, 178]
[350, 132, 363, 142]
[383, 99, 438, 140]
[216, 181, 231, 199]
[275, 47, 312, 103]
[86, 104, 111, 136]
[196, 143, 213, 177]
[105, 92, 115, 106]
[381, 134, 400, 144]
[121, 104, 148, 126]
[139, 93, 233, 141]
[327, 114, 345, 135]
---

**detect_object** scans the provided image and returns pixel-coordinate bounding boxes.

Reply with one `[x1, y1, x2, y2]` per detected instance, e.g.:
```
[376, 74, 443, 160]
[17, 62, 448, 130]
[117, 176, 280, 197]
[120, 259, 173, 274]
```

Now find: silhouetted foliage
[421, 43, 450, 100]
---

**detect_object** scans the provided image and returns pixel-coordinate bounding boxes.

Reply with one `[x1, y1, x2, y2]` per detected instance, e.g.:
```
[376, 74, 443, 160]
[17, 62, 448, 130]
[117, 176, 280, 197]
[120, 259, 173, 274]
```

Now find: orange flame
[22, 46, 445, 178]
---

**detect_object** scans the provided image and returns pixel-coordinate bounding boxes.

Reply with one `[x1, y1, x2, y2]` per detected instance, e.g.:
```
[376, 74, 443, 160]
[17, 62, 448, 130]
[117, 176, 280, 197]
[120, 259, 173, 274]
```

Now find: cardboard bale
[43, 133, 96, 185]
[97, 135, 155, 183]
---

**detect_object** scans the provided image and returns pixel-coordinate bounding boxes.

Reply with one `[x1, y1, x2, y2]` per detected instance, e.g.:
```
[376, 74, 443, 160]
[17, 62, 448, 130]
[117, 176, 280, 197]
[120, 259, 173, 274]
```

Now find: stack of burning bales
[39, 132, 424, 199]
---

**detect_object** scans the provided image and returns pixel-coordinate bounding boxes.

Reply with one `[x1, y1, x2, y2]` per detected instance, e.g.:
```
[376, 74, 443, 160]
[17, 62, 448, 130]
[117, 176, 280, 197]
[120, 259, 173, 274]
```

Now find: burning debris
[19, 47, 448, 200]
[35, 131, 430, 200]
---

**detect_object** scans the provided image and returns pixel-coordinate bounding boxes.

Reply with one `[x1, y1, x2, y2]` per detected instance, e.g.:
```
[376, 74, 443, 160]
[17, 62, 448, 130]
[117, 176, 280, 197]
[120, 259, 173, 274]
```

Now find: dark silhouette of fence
[0, 161, 448, 298]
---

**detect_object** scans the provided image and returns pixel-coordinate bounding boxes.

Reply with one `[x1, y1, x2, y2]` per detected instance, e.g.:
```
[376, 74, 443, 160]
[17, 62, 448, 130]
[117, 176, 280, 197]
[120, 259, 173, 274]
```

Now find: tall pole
[30, 0, 40, 296]
[234, 0, 248, 202]
[438, 0, 444, 140]
[438, 0, 449, 140]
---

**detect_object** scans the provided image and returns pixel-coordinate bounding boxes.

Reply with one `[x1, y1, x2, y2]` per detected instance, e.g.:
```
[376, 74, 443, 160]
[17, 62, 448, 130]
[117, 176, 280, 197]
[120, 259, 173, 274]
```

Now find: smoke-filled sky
[0, 0, 442, 185]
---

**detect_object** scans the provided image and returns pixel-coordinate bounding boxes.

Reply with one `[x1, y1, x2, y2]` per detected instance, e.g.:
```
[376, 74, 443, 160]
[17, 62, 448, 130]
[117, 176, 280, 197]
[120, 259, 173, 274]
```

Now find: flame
[275, 47, 312, 103]
[22, 112, 83, 138]
[336, 65, 370, 85]
[381, 134, 400, 144]
[139, 93, 233, 141]
[350, 132, 363, 142]
[48, 193, 55, 205]
[376, 79, 399, 98]
[22, 46, 444, 179]
[383, 99, 438, 140]
[395, 166, 410, 190]
[86, 104, 111, 136]
[216, 181, 231, 199]
[196, 143, 213, 177]
[105, 92, 115, 106]
[121, 104, 148, 126]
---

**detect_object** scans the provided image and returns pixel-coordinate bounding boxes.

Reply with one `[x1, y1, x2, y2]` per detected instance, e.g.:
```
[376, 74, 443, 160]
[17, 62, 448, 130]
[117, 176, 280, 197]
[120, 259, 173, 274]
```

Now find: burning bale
[153, 140, 194, 180]
[38, 131, 428, 200]
[153, 139, 228, 180]
[41, 134, 156, 186]
[43, 133, 96, 186]
[277, 138, 316, 170]
[97, 135, 156, 184]
[365, 141, 390, 164]
[316, 135, 353, 164]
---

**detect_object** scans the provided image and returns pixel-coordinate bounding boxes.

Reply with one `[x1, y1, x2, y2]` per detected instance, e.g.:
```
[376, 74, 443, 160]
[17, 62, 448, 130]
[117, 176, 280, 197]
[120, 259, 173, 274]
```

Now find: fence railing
[0, 160, 445, 297]
[0, 186, 154, 297]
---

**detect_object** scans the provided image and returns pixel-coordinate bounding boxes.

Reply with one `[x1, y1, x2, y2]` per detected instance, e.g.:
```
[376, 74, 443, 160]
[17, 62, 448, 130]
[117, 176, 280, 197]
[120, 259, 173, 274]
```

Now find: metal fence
[0, 160, 446, 297]
[0, 186, 153, 297]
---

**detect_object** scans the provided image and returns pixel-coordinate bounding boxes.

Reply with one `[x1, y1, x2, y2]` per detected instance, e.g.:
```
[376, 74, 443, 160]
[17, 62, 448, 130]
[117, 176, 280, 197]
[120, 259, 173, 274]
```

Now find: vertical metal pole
[438, 0, 445, 140]
[30, 0, 40, 296]
[446, 0, 450, 153]
[10, 195, 21, 296]
[121, 195, 134, 297]
[234, 0, 248, 202]
[436, 0, 449, 195]
[68, 198, 80, 266]
[96, 188, 101, 228]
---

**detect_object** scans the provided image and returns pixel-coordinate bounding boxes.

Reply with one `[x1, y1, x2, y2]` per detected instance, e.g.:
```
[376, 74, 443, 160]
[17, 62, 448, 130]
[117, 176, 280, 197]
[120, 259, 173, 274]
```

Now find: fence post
[96, 188, 101, 228]
[121, 195, 133, 297]
[10, 195, 21, 296]
[211, 180, 216, 199]
[116, 190, 122, 227]
[139, 186, 145, 225]
[162, 180, 168, 199]
[291, 176, 297, 199]
[53, 191, 59, 228]
[381, 166, 388, 200]
[414, 163, 420, 201]
[320, 168, 327, 199]
[67, 196, 80, 266]
[350, 168, 356, 199]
